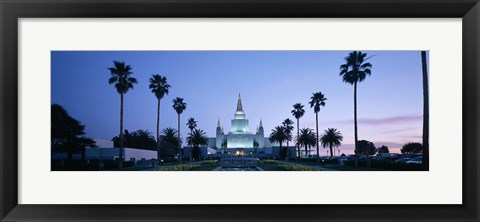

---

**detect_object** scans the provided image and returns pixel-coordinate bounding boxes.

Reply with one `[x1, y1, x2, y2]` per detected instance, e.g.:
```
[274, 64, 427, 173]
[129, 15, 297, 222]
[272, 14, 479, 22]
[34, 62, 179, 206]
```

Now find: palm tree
[187, 129, 209, 161]
[282, 118, 294, 160]
[107, 61, 137, 167]
[187, 118, 197, 134]
[291, 103, 305, 160]
[320, 128, 343, 157]
[421, 51, 429, 170]
[134, 129, 155, 150]
[149, 74, 171, 161]
[309, 92, 327, 161]
[339, 51, 372, 167]
[172, 97, 187, 163]
[160, 127, 181, 159]
[269, 126, 288, 159]
[186, 118, 197, 161]
[296, 128, 317, 156]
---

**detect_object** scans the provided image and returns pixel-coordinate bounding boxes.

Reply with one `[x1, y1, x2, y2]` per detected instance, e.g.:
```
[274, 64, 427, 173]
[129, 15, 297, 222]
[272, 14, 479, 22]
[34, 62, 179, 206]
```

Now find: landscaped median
[155, 160, 219, 171]
[258, 160, 320, 171]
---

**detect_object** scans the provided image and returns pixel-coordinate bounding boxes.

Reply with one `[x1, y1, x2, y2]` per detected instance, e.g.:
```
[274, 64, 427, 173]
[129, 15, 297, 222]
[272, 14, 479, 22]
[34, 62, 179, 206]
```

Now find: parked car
[406, 156, 423, 164]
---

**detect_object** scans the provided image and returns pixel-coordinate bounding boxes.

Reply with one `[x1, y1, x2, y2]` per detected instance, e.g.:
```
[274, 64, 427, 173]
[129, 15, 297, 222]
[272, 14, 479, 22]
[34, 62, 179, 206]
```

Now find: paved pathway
[277, 161, 337, 171]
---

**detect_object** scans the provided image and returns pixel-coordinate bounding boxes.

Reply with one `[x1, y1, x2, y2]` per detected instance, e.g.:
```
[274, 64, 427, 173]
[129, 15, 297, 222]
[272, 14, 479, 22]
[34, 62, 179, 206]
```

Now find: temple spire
[236, 93, 243, 112]
[217, 118, 221, 128]
[259, 118, 263, 128]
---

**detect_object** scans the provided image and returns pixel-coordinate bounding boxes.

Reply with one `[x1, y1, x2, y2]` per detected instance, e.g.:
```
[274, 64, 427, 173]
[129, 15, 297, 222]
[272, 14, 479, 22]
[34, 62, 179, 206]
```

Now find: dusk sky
[51, 51, 428, 154]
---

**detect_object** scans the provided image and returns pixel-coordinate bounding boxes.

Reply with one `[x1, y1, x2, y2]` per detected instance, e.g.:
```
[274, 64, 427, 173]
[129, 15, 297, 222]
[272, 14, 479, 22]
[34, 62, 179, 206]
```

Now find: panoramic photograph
[51, 50, 429, 171]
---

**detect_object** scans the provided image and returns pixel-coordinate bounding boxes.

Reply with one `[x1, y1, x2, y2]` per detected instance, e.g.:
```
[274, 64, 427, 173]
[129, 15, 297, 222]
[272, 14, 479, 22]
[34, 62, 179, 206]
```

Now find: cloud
[334, 115, 422, 126]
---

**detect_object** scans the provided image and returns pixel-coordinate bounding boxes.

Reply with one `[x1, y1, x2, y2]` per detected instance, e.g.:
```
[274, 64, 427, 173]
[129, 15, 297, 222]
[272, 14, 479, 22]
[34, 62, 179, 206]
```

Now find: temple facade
[211, 94, 268, 149]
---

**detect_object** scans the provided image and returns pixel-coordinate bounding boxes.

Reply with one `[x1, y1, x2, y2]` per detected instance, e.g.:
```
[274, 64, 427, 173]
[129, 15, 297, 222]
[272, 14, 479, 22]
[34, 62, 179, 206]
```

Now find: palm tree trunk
[156, 99, 161, 162]
[315, 112, 319, 162]
[286, 141, 289, 160]
[421, 51, 429, 170]
[119, 93, 124, 168]
[279, 142, 283, 159]
[190, 129, 193, 162]
[178, 114, 181, 163]
[329, 145, 333, 157]
[354, 81, 359, 167]
[296, 118, 300, 161]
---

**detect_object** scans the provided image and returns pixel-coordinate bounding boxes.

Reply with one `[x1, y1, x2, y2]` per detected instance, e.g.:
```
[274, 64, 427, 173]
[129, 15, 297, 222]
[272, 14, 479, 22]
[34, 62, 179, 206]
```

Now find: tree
[149, 74, 171, 162]
[107, 61, 138, 168]
[172, 97, 187, 162]
[159, 127, 181, 159]
[377, 145, 389, 154]
[357, 140, 376, 156]
[269, 126, 288, 159]
[421, 51, 429, 170]
[282, 118, 294, 159]
[253, 140, 259, 148]
[401, 142, 423, 154]
[187, 129, 209, 161]
[320, 128, 343, 157]
[309, 92, 327, 161]
[187, 118, 197, 134]
[186, 117, 198, 161]
[339, 51, 373, 167]
[51, 104, 95, 161]
[112, 129, 156, 150]
[291, 103, 305, 160]
[296, 128, 317, 156]
[78, 137, 96, 161]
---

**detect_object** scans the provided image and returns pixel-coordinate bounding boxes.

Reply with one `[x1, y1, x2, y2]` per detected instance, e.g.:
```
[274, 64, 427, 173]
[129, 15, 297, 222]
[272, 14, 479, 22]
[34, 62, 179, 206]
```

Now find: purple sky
[51, 51, 428, 154]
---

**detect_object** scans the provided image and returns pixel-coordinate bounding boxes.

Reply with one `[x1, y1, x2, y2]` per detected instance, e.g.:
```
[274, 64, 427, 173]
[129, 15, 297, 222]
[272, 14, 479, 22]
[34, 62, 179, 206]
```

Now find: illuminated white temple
[213, 94, 267, 149]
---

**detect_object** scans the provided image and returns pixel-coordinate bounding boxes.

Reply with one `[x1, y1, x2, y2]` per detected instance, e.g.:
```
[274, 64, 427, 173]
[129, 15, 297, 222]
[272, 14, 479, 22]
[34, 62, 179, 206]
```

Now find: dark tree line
[112, 129, 156, 150]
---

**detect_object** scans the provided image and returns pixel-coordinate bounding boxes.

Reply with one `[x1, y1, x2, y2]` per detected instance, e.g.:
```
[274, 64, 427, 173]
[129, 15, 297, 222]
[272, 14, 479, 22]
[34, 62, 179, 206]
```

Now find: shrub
[262, 159, 278, 164]
[279, 164, 319, 171]
[156, 164, 201, 171]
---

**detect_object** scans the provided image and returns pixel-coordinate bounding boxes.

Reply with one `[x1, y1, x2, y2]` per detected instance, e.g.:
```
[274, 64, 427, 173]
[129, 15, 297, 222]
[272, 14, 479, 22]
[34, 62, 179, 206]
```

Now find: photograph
[51, 50, 429, 171]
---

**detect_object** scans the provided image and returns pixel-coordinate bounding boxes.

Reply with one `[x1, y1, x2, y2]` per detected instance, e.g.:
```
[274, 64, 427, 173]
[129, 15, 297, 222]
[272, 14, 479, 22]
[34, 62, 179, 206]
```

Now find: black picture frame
[1, 0, 479, 221]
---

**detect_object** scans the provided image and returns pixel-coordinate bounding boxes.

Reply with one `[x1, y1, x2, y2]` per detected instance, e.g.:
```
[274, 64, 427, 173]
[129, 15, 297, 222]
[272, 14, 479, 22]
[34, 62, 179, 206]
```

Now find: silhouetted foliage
[339, 51, 373, 166]
[107, 61, 137, 166]
[253, 140, 259, 148]
[187, 129, 208, 160]
[159, 127, 181, 159]
[356, 140, 376, 156]
[291, 103, 305, 159]
[401, 142, 423, 154]
[149, 74, 171, 161]
[112, 129, 156, 150]
[282, 118, 294, 158]
[309, 92, 327, 159]
[51, 104, 95, 161]
[296, 128, 317, 155]
[173, 97, 187, 161]
[270, 125, 290, 159]
[377, 145, 390, 154]
[187, 118, 197, 132]
[320, 128, 343, 157]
